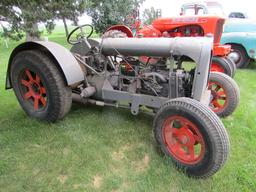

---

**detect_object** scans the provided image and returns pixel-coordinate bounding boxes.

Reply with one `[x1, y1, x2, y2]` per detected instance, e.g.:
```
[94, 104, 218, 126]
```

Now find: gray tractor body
[100, 37, 212, 103]
[6, 36, 213, 115]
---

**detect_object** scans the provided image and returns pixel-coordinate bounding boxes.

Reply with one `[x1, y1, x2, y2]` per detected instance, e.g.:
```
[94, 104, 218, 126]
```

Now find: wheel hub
[179, 135, 189, 145]
[162, 116, 205, 165]
[208, 81, 227, 112]
[20, 69, 47, 110]
[228, 51, 240, 63]
[31, 82, 41, 94]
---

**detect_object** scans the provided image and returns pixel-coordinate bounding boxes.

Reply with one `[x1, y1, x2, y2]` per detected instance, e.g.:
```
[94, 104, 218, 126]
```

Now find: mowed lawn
[0, 28, 256, 192]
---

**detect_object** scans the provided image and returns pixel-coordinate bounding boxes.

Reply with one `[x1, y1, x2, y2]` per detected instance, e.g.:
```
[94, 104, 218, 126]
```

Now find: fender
[138, 25, 162, 37]
[221, 32, 256, 59]
[5, 41, 84, 89]
[105, 25, 133, 37]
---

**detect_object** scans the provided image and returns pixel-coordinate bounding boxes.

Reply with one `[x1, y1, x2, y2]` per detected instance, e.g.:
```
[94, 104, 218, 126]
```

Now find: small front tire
[154, 97, 230, 178]
[208, 72, 240, 118]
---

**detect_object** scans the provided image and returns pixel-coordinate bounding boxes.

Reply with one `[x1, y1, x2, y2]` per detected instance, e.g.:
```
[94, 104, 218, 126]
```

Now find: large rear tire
[208, 72, 240, 118]
[154, 97, 229, 178]
[10, 50, 72, 122]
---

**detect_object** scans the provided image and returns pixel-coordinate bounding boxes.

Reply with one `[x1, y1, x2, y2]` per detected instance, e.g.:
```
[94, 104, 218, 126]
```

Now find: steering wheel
[67, 24, 94, 45]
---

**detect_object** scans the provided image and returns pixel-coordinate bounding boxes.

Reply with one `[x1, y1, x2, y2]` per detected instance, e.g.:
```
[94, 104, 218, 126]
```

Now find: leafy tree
[49, 0, 87, 37]
[0, 0, 86, 40]
[142, 7, 162, 25]
[86, 0, 144, 34]
[0, 1, 55, 40]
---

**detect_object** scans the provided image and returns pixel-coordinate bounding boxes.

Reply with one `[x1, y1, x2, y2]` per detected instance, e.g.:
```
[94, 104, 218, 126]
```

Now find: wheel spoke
[172, 143, 187, 158]
[218, 96, 226, 101]
[171, 127, 179, 135]
[212, 100, 222, 109]
[21, 79, 30, 87]
[35, 75, 41, 84]
[217, 91, 226, 100]
[172, 143, 181, 153]
[25, 70, 33, 81]
[41, 87, 46, 94]
[165, 130, 177, 146]
[40, 97, 47, 107]
[24, 91, 33, 100]
[188, 145, 195, 159]
[217, 90, 225, 97]
[214, 85, 221, 92]
[34, 98, 39, 110]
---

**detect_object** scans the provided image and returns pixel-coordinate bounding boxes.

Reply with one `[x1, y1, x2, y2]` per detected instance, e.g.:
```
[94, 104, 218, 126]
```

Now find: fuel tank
[101, 37, 213, 62]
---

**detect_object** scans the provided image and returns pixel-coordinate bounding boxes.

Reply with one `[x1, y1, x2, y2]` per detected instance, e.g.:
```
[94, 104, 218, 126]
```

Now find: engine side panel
[101, 37, 213, 102]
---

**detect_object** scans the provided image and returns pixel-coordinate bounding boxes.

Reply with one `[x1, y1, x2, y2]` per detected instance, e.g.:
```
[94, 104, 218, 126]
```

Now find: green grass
[1, 29, 256, 192]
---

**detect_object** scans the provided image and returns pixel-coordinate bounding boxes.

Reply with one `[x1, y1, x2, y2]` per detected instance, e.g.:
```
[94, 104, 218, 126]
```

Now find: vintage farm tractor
[104, 15, 240, 118]
[6, 24, 230, 178]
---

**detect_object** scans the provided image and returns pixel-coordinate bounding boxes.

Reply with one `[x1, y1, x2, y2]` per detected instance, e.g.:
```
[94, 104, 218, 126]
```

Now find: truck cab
[180, 1, 225, 16]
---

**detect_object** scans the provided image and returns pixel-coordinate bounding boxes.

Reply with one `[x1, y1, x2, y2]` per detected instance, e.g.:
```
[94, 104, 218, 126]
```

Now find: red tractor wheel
[211, 56, 234, 77]
[208, 72, 240, 118]
[10, 50, 72, 122]
[154, 97, 229, 178]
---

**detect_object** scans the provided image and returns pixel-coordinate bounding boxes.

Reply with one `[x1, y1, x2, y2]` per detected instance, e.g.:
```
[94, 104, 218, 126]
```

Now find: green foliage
[86, 0, 144, 34]
[0, 0, 86, 40]
[142, 7, 161, 25]
[49, 0, 86, 25]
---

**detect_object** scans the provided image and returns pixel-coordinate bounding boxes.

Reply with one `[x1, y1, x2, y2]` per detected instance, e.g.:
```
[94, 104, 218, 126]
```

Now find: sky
[141, 0, 256, 18]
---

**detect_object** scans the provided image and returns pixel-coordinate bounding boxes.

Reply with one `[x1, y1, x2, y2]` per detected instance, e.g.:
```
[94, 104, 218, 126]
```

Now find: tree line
[0, 0, 160, 40]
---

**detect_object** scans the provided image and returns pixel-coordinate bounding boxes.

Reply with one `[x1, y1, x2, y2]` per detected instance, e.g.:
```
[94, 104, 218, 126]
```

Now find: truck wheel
[228, 44, 250, 68]
[211, 56, 233, 77]
[102, 30, 128, 38]
[10, 50, 72, 122]
[208, 72, 240, 118]
[154, 97, 229, 178]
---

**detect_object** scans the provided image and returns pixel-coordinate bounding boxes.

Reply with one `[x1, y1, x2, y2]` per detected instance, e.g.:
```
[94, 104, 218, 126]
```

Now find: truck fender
[5, 41, 84, 89]
[105, 25, 133, 37]
[220, 33, 256, 58]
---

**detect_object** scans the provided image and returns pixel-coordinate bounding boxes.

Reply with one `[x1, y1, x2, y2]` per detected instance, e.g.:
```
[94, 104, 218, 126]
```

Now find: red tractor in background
[104, 14, 239, 118]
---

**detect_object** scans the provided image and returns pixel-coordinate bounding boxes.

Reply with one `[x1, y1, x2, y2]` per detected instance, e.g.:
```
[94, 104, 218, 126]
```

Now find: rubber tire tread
[223, 56, 237, 77]
[209, 72, 240, 118]
[211, 56, 233, 77]
[11, 50, 72, 122]
[153, 97, 230, 178]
